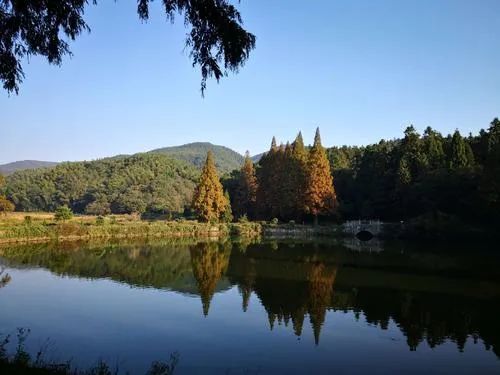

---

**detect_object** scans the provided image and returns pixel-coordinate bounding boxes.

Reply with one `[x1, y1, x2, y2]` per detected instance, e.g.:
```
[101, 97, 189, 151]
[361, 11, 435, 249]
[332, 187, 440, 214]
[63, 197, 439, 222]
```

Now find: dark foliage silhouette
[0, 0, 255, 94]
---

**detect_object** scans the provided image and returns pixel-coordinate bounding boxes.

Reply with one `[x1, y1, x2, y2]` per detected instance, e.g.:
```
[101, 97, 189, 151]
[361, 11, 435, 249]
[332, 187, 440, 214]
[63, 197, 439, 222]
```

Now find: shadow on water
[1, 237, 500, 371]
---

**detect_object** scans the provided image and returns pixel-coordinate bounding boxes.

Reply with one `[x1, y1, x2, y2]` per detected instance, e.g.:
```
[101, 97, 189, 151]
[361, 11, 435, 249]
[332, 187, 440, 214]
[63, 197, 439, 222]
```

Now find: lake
[0, 238, 499, 374]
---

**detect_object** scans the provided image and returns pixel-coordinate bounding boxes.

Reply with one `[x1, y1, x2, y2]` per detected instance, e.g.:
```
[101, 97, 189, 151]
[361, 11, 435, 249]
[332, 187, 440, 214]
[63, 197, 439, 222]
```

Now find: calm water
[0, 238, 499, 374]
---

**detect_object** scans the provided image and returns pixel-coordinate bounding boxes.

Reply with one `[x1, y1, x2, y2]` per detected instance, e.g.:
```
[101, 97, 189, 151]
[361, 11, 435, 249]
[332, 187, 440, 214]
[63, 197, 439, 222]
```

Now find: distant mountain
[251, 152, 265, 163]
[149, 142, 244, 174]
[0, 160, 58, 175]
[1, 142, 246, 177]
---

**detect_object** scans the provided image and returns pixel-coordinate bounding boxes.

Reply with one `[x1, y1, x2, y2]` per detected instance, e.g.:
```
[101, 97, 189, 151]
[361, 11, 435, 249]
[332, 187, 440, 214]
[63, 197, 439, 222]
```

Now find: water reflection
[190, 241, 231, 316]
[0, 266, 11, 289]
[1, 239, 500, 358]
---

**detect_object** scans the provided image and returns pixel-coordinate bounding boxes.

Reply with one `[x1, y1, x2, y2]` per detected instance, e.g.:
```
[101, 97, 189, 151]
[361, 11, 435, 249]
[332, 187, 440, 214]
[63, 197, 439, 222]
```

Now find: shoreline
[0, 218, 352, 245]
[1, 213, 496, 245]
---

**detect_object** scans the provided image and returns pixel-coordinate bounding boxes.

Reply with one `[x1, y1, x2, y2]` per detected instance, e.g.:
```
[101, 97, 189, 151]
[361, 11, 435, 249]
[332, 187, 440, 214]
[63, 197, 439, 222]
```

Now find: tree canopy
[3, 153, 198, 215]
[0, 0, 255, 94]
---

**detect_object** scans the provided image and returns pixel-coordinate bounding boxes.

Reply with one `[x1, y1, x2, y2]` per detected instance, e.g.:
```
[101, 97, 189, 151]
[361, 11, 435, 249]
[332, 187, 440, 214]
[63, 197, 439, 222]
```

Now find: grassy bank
[3, 212, 489, 244]
[0, 212, 350, 244]
[0, 212, 263, 244]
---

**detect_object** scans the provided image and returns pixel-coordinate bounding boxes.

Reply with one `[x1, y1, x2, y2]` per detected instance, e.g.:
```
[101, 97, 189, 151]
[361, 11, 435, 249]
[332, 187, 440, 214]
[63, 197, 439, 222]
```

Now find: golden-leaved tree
[304, 128, 336, 224]
[192, 151, 229, 222]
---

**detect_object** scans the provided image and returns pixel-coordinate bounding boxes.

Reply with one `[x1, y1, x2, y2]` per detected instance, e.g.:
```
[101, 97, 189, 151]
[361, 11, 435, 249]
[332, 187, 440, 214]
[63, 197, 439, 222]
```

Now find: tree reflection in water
[1, 239, 500, 356]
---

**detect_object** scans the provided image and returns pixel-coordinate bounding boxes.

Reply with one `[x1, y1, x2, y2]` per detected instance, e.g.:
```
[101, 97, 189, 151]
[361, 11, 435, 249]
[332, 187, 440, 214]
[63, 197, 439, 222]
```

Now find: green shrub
[96, 216, 105, 226]
[23, 216, 32, 225]
[54, 206, 73, 222]
[270, 218, 279, 225]
[238, 214, 249, 223]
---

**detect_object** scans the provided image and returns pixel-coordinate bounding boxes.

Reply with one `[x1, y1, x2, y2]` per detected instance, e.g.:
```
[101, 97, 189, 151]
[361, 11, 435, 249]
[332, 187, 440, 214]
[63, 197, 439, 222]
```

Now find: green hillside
[3, 153, 199, 214]
[149, 142, 244, 174]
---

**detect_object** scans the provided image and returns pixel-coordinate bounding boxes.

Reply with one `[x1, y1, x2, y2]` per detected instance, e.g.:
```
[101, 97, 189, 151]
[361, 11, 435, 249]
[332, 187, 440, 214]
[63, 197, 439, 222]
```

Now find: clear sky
[1, 0, 499, 164]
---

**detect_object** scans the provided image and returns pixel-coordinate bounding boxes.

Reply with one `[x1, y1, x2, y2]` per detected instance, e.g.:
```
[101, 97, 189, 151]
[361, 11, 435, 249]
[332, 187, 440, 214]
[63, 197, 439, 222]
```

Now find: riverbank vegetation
[0, 212, 264, 244]
[0, 328, 178, 375]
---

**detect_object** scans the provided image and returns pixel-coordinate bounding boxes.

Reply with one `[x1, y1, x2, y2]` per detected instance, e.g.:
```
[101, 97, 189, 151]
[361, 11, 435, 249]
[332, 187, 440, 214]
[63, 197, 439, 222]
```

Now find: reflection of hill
[0, 240, 230, 295]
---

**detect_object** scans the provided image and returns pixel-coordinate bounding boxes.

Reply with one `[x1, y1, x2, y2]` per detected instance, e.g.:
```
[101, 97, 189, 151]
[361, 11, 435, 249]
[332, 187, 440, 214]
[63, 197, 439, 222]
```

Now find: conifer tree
[304, 128, 336, 225]
[291, 132, 308, 219]
[449, 130, 474, 169]
[398, 157, 412, 185]
[423, 127, 445, 169]
[292, 131, 308, 162]
[256, 137, 281, 219]
[192, 151, 227, 222]
[235, 152, 258, 219]
[279, 142, 295, 219]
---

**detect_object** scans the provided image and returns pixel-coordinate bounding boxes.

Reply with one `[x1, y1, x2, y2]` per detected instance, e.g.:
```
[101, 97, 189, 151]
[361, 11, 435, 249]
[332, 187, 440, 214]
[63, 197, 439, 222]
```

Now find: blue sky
[1, 0, 499, 164]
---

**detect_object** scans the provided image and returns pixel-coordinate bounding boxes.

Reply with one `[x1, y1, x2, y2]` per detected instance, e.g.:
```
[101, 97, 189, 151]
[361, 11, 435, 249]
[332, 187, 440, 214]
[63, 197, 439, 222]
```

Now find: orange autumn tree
[192, 151, 229, 222]
[304, 128, 336, 225]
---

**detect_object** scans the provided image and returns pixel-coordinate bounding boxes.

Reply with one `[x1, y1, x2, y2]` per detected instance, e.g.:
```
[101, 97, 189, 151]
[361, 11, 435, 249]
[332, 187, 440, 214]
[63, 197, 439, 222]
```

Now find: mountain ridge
[1, 142, 250, 176]
[0, 160, 59, 175]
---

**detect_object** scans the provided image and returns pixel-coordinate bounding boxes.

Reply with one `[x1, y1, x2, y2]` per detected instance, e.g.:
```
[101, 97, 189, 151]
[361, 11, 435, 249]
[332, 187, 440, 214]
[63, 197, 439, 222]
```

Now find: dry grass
[0, 212, 138, 225]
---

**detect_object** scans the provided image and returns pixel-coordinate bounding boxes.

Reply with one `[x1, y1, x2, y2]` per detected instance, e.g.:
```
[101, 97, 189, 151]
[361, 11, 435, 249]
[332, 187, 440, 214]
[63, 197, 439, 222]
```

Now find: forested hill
[1, 143, 245, 177]
[0, 160, 58, 175]
[3, 153, 199, 215]
[149, 142, 244, 174]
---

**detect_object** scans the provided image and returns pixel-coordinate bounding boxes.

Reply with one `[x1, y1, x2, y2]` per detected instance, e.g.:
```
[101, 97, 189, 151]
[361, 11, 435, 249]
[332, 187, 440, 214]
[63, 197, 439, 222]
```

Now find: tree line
[201, 118, 500, 230]
[192, 128, 336, 224]
[2, 119, 499, 231]
[327, 118, 500, 228]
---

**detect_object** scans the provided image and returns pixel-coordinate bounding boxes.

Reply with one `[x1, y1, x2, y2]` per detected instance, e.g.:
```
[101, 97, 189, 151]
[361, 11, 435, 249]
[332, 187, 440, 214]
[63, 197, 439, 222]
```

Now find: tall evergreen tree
[304, 128, 336, 224]
[235, 152, 258, 219]
[401, 125, 428, 177]
[423, 127, 445, 169]
[290, 132, 308, 220]
[398, 157, 412, 186]
[480, 118, 500, 217]
[292, 132, 308, 162]
[279, 142, 296, 219]
[256, 137, 281, 219]
[192, 151, 227, 222]
[449, 130, 474, 169]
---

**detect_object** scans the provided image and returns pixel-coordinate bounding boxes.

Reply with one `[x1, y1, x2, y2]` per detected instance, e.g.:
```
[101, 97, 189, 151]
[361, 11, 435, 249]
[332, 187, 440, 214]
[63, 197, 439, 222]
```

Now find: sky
[1, 0, 499, 164]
